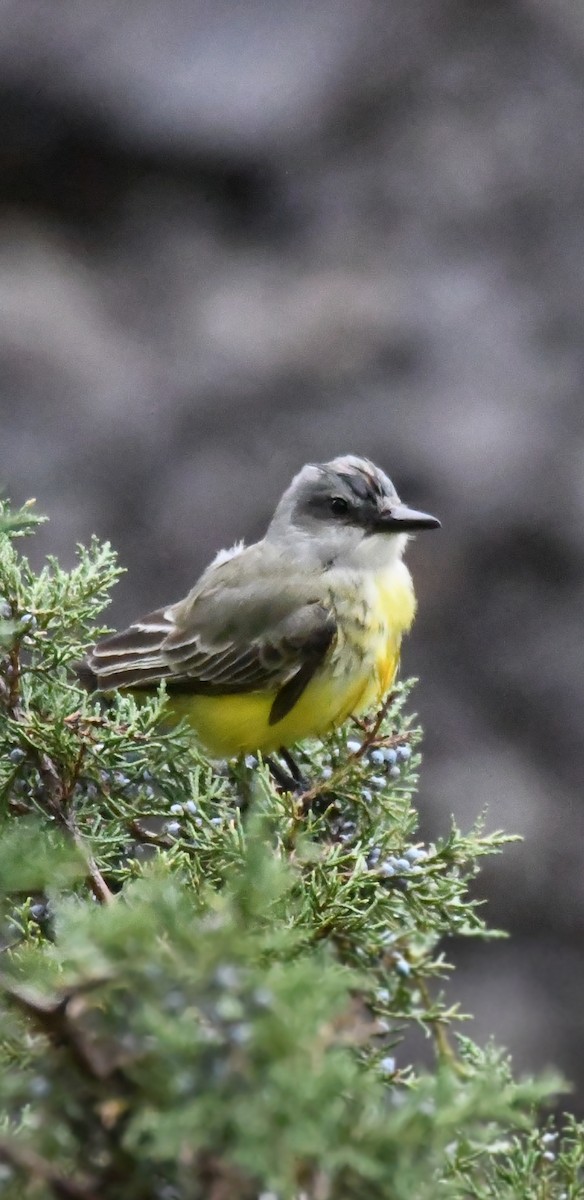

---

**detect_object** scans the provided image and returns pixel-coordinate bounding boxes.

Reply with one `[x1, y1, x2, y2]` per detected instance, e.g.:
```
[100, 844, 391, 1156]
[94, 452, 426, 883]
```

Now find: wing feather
[80, 551, 338, 725]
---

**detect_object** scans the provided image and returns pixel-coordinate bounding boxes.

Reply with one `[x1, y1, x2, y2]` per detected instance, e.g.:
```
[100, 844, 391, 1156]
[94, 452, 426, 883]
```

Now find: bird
[79, 455, 440, 766]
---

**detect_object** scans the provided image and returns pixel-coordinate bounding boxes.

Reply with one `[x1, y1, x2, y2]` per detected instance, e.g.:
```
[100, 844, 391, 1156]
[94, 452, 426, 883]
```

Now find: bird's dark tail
[74, 659, 99, 692]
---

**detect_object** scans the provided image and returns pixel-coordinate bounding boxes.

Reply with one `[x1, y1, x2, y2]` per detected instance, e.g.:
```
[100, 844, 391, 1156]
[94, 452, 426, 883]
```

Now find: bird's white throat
[342, 531, 409, 573]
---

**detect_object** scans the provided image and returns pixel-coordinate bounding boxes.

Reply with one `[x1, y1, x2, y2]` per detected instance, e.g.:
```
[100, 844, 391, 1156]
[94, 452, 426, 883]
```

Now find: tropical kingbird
[79, 455, 440, 757]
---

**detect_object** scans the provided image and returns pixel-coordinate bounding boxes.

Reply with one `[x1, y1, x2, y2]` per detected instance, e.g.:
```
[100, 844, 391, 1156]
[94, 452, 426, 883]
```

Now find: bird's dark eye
[330, 496, 349, 516]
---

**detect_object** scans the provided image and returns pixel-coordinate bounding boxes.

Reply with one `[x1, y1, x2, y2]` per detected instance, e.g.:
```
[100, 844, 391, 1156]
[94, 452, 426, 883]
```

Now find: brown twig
[0, 1134, 99, 1200]
[352, 690, 397, 757]
[68, 818, 115, 904]
[33, 749, 114, 904]
[128, 818, 174, 849]
[1, 655, 114, 904]
[296, 691, 405, 811]
[416, 977, 462, 1071]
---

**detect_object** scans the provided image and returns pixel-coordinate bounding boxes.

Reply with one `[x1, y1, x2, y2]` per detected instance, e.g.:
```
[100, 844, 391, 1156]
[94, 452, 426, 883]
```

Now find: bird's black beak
[374, 502, 441, 532]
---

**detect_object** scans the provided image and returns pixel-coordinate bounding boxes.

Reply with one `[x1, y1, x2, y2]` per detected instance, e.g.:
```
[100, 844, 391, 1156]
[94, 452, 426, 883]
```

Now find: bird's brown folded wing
[82, 588, 337, 725]
[81, 608, 177, 690]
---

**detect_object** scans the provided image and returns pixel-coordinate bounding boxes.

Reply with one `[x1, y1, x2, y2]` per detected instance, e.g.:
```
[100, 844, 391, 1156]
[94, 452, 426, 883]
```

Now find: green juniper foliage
[0, 498, 581, 1200]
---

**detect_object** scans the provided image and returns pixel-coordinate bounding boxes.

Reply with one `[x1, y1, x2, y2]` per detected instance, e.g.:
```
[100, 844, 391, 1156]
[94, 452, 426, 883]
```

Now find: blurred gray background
[1, 0, 583, 1100]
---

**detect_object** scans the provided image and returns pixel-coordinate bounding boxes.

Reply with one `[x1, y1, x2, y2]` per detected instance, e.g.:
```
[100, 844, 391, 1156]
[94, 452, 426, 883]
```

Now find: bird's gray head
[266, 455, 440, 569]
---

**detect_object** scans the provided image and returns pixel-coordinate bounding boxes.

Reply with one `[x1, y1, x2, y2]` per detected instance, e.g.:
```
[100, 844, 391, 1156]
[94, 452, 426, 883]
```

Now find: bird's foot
[264, 747, 311, 795]
[265, 755, 304, 795]
[265, 749, 339, 814]
[278, 747, 311, 792]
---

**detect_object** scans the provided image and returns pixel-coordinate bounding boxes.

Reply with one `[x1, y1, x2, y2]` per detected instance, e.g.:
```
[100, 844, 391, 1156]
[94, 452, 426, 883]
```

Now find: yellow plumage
[167, 561, 416, 756]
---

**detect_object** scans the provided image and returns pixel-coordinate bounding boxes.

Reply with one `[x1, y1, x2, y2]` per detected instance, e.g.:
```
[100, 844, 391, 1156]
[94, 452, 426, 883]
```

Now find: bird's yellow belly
[168, 674, 367, 758]
[168, 565, 416, 758]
